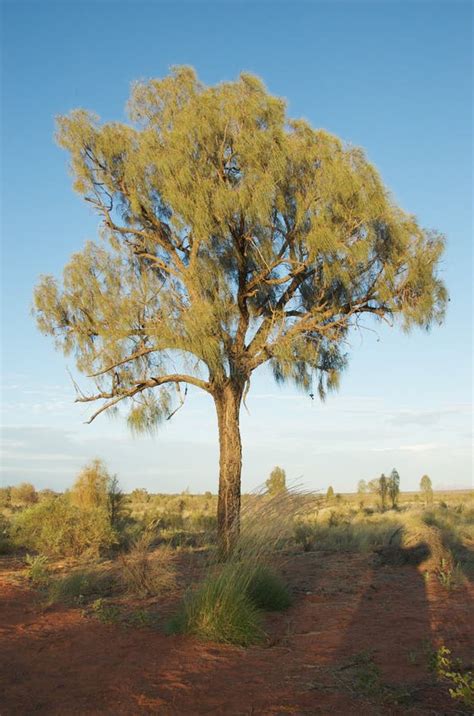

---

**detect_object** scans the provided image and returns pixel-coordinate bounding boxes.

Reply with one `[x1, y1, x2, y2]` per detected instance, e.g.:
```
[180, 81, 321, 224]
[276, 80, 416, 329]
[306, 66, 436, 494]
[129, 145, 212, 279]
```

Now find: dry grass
[118, 534, 176, 598]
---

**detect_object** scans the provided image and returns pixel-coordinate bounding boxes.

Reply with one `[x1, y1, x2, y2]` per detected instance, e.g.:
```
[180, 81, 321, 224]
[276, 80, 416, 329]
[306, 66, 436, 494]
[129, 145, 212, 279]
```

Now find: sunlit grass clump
[167, 565, 265, 645]
[168, 561, 291, 645]
[168, 490, 298, 645]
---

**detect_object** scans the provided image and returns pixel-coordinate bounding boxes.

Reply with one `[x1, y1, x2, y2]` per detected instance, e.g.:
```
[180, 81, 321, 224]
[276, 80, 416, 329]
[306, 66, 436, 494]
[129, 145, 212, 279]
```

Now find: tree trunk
[214, 382, 244, 559]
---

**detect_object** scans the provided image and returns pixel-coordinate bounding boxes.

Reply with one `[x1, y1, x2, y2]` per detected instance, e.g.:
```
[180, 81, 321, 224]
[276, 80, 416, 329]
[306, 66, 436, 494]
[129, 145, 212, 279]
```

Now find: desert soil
[1, 550, 473, 715]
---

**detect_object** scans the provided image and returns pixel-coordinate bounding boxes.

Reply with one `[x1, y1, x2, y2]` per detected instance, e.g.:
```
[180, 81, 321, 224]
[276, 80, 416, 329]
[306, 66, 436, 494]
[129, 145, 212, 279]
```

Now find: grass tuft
[167, 566, 264, 646]
[167, 561, 290, 645]
[246, 565, 292, 611]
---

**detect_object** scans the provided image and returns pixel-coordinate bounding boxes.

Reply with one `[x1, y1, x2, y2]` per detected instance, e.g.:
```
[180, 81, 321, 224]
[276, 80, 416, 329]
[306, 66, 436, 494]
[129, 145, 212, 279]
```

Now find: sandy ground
[1, 550, 473, 715]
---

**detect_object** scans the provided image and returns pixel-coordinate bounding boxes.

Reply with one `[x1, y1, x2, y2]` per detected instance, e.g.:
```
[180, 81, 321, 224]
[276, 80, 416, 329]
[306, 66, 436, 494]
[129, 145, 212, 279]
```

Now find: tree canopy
[420, 474, 433, 504]
[35, 66, 446, 427]
[266, 466, 286, 495]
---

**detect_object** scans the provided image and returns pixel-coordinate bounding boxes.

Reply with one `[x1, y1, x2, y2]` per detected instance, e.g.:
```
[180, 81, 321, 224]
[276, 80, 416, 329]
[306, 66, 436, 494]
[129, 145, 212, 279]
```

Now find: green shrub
[25, 554, 50, 586]
[126, 607, 159, 628]
[13, 496, 116, 557]
[246, 565, 292, 611]
[294, 522, 316, 552]
[90, 598, 121, 624]
[47, 569, 115, 606]
[430, 645, 474, 708]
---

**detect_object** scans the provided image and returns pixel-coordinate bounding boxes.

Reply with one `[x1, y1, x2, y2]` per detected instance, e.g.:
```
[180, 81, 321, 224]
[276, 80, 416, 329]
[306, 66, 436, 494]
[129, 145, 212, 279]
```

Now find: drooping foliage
[34, 66, 447, 428]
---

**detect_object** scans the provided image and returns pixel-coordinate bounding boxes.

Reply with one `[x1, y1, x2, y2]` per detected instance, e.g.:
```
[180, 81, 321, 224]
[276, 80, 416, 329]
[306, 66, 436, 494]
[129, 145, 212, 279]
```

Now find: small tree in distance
[368, 475, 389, 511]
[107, 474, 125, 527]
[420, 474, 434, 505]
[70, 459, 109, 511]
[387, 468, 400, 509]
[71, 458, 124, 526]
[266, 466, 287, 496]
[357, 479, 368, 495]
[326, 485, 335, 501]
[379, 474, 389, 511]
[33, 67, 447, 556]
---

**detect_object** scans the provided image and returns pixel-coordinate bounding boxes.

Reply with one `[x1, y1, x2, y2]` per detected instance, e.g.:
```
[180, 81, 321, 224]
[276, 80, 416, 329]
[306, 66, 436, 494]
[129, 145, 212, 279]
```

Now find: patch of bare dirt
[1, 551, 472, 714]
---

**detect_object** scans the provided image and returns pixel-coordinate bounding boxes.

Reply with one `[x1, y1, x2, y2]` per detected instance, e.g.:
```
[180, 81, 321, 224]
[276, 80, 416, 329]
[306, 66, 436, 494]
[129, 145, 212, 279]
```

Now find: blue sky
[1, 1, 472, 494]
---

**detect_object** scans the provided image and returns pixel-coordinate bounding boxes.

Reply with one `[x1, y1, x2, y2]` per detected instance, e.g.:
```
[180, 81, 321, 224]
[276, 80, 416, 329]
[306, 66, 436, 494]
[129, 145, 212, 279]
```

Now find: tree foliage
[326, 485, 335, 500]
[70, 458, 124, 526]
[387, 468, 400, 508]
[420, 474, 434, 504]
[266, 466, 286, 496]
[368, 474, 389, 511]
[34, 66, 446, 427]
[70, 459, 110, 510]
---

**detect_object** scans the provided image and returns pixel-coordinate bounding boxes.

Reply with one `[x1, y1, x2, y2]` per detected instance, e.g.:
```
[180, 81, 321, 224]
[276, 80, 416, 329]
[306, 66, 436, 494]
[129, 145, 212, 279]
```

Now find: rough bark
[214, 382, 244, 558]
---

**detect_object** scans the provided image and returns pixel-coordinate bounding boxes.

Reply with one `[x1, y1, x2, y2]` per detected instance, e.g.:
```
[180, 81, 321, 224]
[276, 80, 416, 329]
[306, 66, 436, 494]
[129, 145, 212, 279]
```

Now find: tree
[71, 458, 123, 527]
[368, 478, 380, 495]
[70, 459, 109, 510]
[420, 474, 433, 504]
[379, 473, 389, 511]
[326, 485, 335, 501]
[107, 474, 125, 527]
[10, 483, 38, 507]
[387, 468, 400, 509]
[33, 67, 446, 556]
[266, 466, 287, 496]
[130, 488, 150, 503]
[357, 479, 368, 495]
[368, 475, 389, 511]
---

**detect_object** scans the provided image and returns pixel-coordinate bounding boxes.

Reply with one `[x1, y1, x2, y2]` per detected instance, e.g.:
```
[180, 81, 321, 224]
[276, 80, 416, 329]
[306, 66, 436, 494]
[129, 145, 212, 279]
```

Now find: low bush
[294, 522, 316, 552]
[430, 644, 474, 708]
[12, 496, 116, 557]
[25, 554, 50, 586]
[90, 598, 121, 624]
[118, 535, 176, 597]
[47, 569, 115, 606]
[246, 565, 292, 611]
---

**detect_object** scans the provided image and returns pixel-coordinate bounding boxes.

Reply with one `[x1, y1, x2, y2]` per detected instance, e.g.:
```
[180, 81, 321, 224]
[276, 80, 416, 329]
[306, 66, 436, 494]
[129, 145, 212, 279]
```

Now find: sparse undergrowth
[118, 534, 176, 597]
[430, 645, 474, 709]
[46, 569, 116, 606]
[25, 554, 50, 586]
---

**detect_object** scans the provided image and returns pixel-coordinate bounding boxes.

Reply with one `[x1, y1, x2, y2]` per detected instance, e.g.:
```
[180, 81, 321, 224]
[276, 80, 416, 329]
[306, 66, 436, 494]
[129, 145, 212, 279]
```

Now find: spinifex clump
[167, 487, 314, 645]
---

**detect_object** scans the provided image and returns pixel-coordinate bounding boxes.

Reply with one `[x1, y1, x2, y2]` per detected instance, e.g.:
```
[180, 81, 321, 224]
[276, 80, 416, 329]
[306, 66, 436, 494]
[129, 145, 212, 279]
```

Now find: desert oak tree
[34, 68, 446, 555]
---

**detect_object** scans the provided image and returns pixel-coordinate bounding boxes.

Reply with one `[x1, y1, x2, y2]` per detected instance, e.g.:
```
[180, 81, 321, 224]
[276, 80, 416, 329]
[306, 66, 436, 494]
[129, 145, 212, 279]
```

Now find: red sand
[1, 551, 473, 715]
